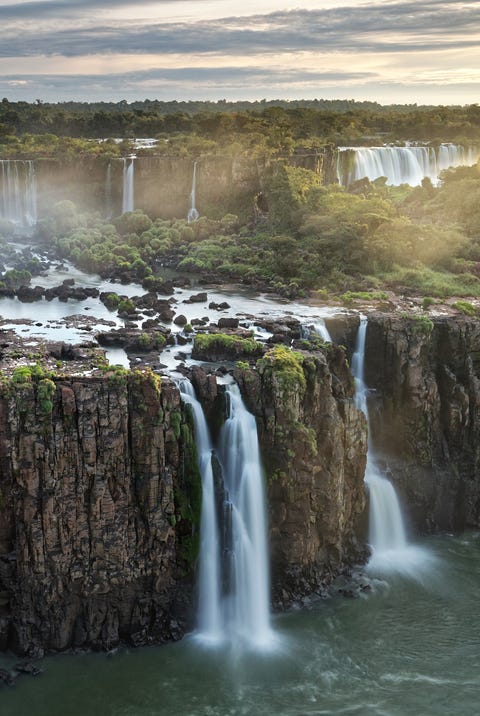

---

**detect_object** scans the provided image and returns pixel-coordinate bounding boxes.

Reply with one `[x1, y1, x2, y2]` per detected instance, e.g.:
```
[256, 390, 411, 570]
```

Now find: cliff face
[365, 314, 480, 533]
[0, 372, 199, 656]
[0, 343, 369, 655]
[235, 345, 368, 606]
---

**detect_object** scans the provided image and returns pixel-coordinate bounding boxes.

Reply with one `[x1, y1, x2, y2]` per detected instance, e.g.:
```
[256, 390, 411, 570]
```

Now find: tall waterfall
[122, 158, 135, 213]
[219, 384, 272, 648]
[352, 318, 428, 574]
[105, 161, 113, 219]
[337, 144, 480, 187]
[187, 161, 199, 222]
[179, 380, 222, 643]
[0, 159, 37, 229]
[179, 380, 273, 649]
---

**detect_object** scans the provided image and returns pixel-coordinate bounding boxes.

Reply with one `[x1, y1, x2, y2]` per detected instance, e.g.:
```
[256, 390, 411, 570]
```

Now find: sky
[0, 0, 479, 104]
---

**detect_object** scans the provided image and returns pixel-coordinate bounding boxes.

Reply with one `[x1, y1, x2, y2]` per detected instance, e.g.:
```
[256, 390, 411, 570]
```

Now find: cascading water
[179, 380, 222, 644]
[122, 157, 135, 213]
[300, 318, 332, 342]
[219, 384, 272, 648]
[0, 159, 37, 229]
[179, 379, 273, 649]
[352, 318, 430, 575]
[337, 144, 480, 187]
[187, 161, 200, 222]
[105, 161, 113, 219]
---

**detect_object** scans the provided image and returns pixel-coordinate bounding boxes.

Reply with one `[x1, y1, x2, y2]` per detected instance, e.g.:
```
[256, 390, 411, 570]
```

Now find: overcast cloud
[1, 0, 479, 103]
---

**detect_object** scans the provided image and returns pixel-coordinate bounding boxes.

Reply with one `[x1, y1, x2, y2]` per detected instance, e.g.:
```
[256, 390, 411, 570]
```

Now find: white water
[352, 317, 430, 575]
[0, 159, 37, 229]
[187, 161, 200, 222]
[122, 158, 135, 213]
[179, 380, 273, 648]
[337, 144, 480, 187]
[179, 380, 222, 644]
[219, 384, 273, 648]
[105, 161, 113, 218]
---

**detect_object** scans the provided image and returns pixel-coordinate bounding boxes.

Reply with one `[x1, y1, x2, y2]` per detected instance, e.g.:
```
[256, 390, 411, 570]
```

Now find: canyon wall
[17, 151, 337, 223]
[233, 345, 368, 607]
[365, 314, 480, 533]
[0, 371, 200, 656]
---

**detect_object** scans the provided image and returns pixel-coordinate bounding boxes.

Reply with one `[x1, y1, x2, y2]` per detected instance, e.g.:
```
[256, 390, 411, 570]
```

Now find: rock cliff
[234, 344, 368, 606]
[365, 314, 480, 533]
[0, 370, 200, 656]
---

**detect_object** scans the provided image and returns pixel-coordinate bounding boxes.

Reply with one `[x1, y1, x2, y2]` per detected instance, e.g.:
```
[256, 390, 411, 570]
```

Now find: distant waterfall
[105, 161, 113, 219]
[352, 318, 415, 572]
[219, 384, 272, 648]
[0, 159, 37, 229]
[179, 380, 273, 649]
[122, 157, 135, 213]
[306, 319, 332, 342]
[187, 161, 199, 222]
[337, 144, 480, 187]
[179, 380, 222, 643]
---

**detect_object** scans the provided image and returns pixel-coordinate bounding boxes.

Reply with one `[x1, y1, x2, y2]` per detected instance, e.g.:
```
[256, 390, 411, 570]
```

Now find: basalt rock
[365, 314, 480, 533]
[235, 344, 367, 607]
[0, 372, 200, 656]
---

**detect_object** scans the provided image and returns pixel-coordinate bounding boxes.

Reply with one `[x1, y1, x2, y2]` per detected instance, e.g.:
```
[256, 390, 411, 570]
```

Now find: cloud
[0, 1, 479, 58]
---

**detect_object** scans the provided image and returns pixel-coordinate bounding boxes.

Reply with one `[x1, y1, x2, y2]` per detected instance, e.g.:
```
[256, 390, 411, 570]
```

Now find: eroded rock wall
[365, 314, 480, 533]
[235, 345, 368, 606]
[0, 372, 199, 656]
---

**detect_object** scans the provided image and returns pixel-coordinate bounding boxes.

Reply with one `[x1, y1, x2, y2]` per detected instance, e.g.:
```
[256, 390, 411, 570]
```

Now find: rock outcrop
[0, 371, 200, 656]
[235, 344, 368, 606]
[365, 314, 480, 533]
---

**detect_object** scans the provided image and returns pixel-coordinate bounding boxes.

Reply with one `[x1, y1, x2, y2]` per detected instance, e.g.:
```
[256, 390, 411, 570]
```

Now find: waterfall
[179, 380, 222, 644]
[352, 318, 430, 574]
[179, 379, 273, 649]
[219, 384, 272, 648]
[337, 144, 480, 187]
[311, 319, 332, 342]
[122, 157, 135, 213]
[0, 159, 37, 229]
[187, 161, 199, 222]
[105, 161, 112, 219]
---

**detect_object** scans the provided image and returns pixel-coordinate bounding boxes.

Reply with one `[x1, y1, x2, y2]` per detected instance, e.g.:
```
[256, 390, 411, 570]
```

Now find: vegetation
[257, 345, 306, 393]
[1, 100, 480, 159]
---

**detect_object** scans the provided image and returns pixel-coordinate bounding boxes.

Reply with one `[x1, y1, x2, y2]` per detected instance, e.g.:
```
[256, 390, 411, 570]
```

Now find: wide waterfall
[122, 157, 135, 213]
[352, 318, 430, 575]
[187, 161, 199, 222]
[337, 144, 480, 187]
[0, 159, 37, 229]
[179, 380, 273, 649]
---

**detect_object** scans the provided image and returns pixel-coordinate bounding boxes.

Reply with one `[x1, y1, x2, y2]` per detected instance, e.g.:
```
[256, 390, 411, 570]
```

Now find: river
[1, 533, 479, 716]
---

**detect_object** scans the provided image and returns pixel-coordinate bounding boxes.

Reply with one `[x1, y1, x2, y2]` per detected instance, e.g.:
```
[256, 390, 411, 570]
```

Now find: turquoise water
[1, 534, 479, 716]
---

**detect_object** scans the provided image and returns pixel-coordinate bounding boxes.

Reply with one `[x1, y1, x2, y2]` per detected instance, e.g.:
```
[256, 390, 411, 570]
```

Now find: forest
[1, 99, 480, 159]
[1, 100, 480, 304]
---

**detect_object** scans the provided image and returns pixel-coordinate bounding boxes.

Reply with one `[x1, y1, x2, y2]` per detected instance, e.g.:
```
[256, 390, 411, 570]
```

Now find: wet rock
[218, 317, 239, 329]
[16, 285, 45, 302]
[184, 292, 207, 304]
[173, 314, 187, 326]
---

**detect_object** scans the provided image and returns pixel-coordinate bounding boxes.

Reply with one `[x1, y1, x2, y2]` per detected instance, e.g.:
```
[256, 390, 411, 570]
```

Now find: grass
[375, 266, 480, 298]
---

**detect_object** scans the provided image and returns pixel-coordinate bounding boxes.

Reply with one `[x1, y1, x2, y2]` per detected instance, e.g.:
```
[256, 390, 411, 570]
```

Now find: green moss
[193, 332, 263, 358]
[452, 300, 477, 316]
[101, 364, 129, 387]
[37, 378, 56, 414]
[170, 410, 182, 439]
[257, 344, 306, 392]
[410, 315, 434, 336]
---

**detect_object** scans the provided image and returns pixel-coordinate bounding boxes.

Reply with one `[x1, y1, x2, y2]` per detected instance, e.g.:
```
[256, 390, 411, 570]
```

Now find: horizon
[0, 0, 479, 105]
